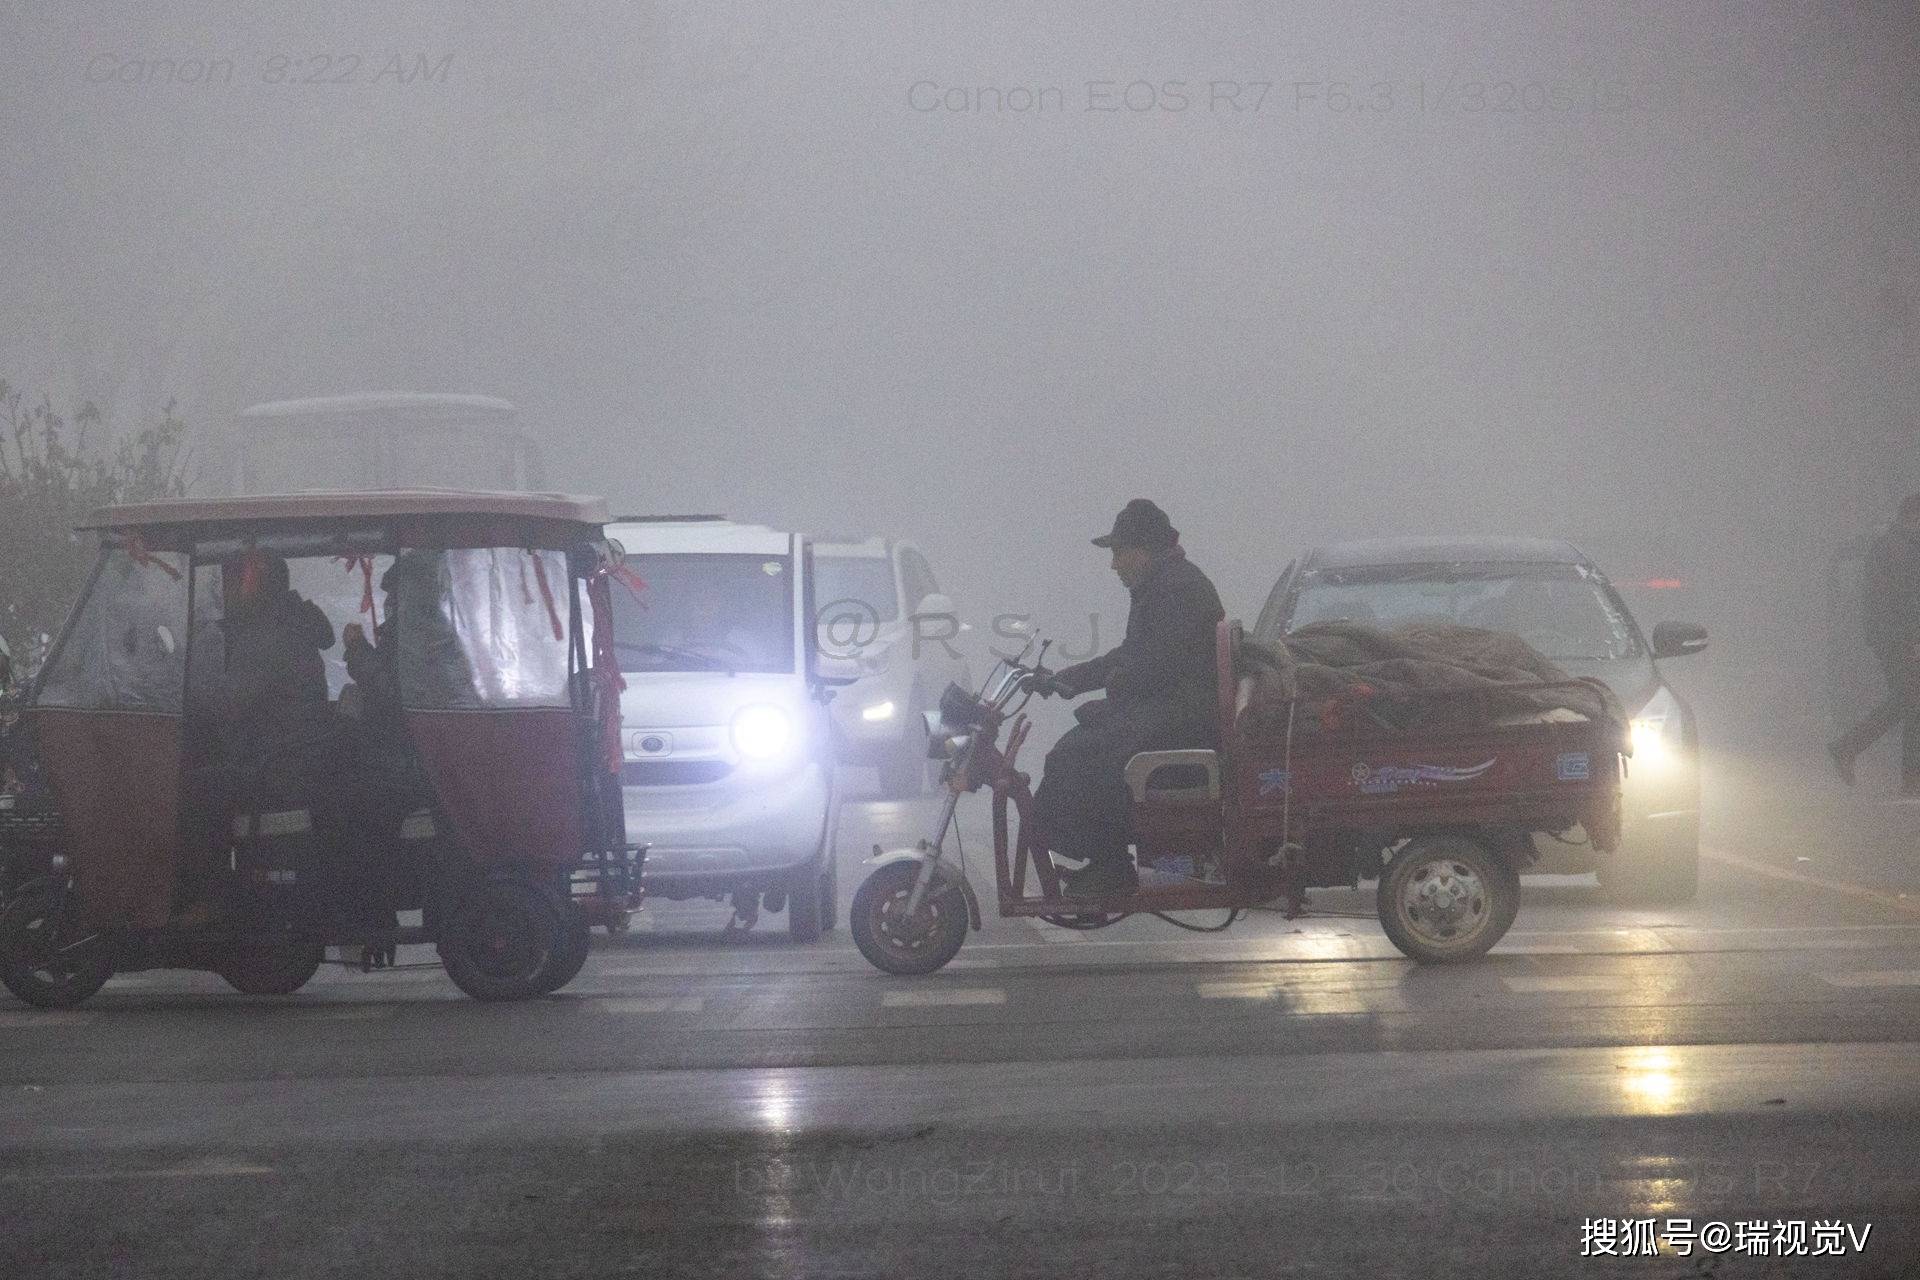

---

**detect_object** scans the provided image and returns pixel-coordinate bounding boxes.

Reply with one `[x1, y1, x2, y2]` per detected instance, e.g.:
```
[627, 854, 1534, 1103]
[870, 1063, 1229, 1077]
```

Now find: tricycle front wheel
[1377, 836, 1517, 964]
[851, 861, 968, 975]
[0, 887, 113, 1009]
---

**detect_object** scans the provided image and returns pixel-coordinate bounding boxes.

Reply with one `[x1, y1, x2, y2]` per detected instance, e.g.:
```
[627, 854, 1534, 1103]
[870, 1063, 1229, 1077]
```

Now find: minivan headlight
[1629, 686, 1686, 769]
[731, 704, 795, 761]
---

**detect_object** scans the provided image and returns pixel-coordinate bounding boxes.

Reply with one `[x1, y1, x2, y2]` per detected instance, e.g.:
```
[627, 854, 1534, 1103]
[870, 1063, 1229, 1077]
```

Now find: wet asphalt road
[4, 774, 1920, 1278]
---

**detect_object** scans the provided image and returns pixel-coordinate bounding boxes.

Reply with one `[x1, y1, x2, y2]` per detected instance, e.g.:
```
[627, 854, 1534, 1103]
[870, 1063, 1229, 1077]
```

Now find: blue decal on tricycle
[1556, 752, 1591, 782]
[1348, 759, 1496, 795]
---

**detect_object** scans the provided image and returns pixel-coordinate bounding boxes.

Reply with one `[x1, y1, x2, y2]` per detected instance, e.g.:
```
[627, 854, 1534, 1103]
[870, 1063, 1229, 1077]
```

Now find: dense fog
[5, 1, 1917, 780]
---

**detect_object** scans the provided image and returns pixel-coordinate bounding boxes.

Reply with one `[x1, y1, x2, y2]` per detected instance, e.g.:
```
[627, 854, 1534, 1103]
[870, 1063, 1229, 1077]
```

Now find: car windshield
[814, 555, 899, 623]
[611, 553, 796, 674]
[1288, 561, 1643, 661]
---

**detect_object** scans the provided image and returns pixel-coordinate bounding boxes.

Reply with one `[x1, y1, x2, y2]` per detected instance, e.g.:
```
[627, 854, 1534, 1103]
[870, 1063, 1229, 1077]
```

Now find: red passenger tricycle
[850, 621, 1625, 973]
[0, 491, 642, 1008]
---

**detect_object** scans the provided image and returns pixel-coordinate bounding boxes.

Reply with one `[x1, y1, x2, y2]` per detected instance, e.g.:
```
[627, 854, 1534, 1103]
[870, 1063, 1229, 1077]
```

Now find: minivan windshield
[814, 555, 899, 623]
[1285, 562, 1644, 662]
[612, 553, 796, 674]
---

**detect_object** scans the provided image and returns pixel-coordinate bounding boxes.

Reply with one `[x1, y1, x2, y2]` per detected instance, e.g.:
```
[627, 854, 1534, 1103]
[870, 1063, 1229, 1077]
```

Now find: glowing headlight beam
[860, 699, 897, 723]
[731, 704, 795, 760]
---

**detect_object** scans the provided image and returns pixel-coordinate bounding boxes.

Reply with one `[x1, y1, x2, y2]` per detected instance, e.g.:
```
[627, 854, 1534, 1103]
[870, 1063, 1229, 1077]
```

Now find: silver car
[814, 536, 971, 797]
[607, 517, 841, 939]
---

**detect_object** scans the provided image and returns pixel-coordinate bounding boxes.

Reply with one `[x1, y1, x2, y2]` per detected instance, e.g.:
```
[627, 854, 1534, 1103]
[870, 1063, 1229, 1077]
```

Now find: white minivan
[606, 517, 841, 939]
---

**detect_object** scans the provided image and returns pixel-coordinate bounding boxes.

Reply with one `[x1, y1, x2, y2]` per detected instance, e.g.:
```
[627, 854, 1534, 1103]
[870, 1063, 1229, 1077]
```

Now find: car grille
[622, 760, 733, 786]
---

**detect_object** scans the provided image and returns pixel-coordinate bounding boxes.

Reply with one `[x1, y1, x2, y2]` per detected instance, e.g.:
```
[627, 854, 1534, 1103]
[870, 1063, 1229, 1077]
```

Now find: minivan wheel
[819, 854, 839, 933]
[787, 862, 824, 942]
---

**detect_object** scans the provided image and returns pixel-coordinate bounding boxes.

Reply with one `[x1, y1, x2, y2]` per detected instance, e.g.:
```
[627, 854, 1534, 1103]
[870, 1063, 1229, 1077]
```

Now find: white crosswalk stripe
[1501, 975, 1633, 993]
[1818, 970, 1920, 988]
[1195, 981, 1285, 1000]
[881, 988, 1006, 1007]
[591, 996, 706, 1014]
[0, 1011, 93, 1028]
[295, 1005, 401, 1021]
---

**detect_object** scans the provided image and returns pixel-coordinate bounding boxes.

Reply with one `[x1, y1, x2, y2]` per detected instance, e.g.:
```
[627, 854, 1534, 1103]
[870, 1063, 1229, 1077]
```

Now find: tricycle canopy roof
[80, 490, 611, 553]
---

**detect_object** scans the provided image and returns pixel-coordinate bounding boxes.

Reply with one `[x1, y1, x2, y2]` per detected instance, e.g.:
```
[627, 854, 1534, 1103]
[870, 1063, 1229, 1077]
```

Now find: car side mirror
[914, 593, 956, 621]
[1650, 621, 1708, 660]
[812, 683, 849, 705]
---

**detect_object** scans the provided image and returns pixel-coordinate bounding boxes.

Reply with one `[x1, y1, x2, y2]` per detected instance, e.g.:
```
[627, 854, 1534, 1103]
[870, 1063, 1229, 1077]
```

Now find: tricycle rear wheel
[851, 860, 968, 975]
[439, 879, 563, 1001]
[0, 887, 113, 1009]
[1377, 836, 1517, 964]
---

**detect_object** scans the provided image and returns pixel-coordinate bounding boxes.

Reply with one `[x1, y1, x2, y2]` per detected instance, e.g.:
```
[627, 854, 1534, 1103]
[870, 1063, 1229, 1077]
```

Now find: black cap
[1092, 498, 1178, 550]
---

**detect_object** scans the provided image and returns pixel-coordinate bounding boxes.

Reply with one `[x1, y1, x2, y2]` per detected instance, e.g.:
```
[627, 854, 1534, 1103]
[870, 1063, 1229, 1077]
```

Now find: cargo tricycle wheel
[851, 860, 968, 975]
[218, 938, 325, 996]
[439, 879, 562, 1001]
[1377, 836, 1516, 964]
[0, 887, 113, 1009]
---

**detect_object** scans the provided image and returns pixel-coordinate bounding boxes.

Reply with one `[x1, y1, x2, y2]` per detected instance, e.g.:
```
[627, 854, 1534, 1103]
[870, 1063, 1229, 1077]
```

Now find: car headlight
[1629, 686, 1686, 770]
[860, 699, 897, 723]
[731, 704, 795, 761]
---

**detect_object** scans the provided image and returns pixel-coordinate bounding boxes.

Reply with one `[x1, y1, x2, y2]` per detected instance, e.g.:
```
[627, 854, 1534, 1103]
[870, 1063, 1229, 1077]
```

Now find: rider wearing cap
[1027, 499, 1224, 897]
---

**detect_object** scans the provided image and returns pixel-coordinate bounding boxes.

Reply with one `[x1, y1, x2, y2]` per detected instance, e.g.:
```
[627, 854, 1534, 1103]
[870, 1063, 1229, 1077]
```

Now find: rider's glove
[1024, 672, 1072, 700]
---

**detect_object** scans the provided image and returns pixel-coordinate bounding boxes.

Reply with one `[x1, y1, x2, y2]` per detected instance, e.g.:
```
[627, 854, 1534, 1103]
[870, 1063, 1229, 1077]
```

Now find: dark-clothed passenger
[215, 551, 335, 778]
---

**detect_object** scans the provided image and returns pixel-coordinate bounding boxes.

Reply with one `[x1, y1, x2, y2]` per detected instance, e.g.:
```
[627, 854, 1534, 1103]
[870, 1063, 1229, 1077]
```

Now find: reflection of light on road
[1618, 1047, 1683, 1116]
[1616, 1153, 1688, 1217]
[755, 1078, 796, 1133]
[747, 1076, 801, 1238]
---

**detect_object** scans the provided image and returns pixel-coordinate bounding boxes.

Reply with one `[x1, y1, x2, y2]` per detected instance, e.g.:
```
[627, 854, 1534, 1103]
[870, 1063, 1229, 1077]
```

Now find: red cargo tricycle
[850, 621, 1625, 973]
[0, 491, 643, 1008]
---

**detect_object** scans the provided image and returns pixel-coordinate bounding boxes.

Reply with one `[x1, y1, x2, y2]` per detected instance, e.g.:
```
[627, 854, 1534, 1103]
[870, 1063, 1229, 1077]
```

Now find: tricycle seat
[1125, 750, 1221, 805]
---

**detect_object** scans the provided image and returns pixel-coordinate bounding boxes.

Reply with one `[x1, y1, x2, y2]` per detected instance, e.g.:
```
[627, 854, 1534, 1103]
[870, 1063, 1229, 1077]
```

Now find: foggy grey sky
[3, 0, 1917, 709]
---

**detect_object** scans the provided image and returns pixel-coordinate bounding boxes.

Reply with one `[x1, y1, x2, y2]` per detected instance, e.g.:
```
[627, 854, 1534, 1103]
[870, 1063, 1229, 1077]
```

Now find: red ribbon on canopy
[610, 563, 647, 597]
[526, 550, 563, 642]
[337, 555, 378, 624]
[118, 533, 183, 580]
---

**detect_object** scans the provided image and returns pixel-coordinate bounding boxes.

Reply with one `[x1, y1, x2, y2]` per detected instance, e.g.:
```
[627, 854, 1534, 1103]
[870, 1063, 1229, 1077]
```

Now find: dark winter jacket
[218, 589, 334, 733]
[1863, 527, 1920, 672]
[1056, 548, 1225, 725]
